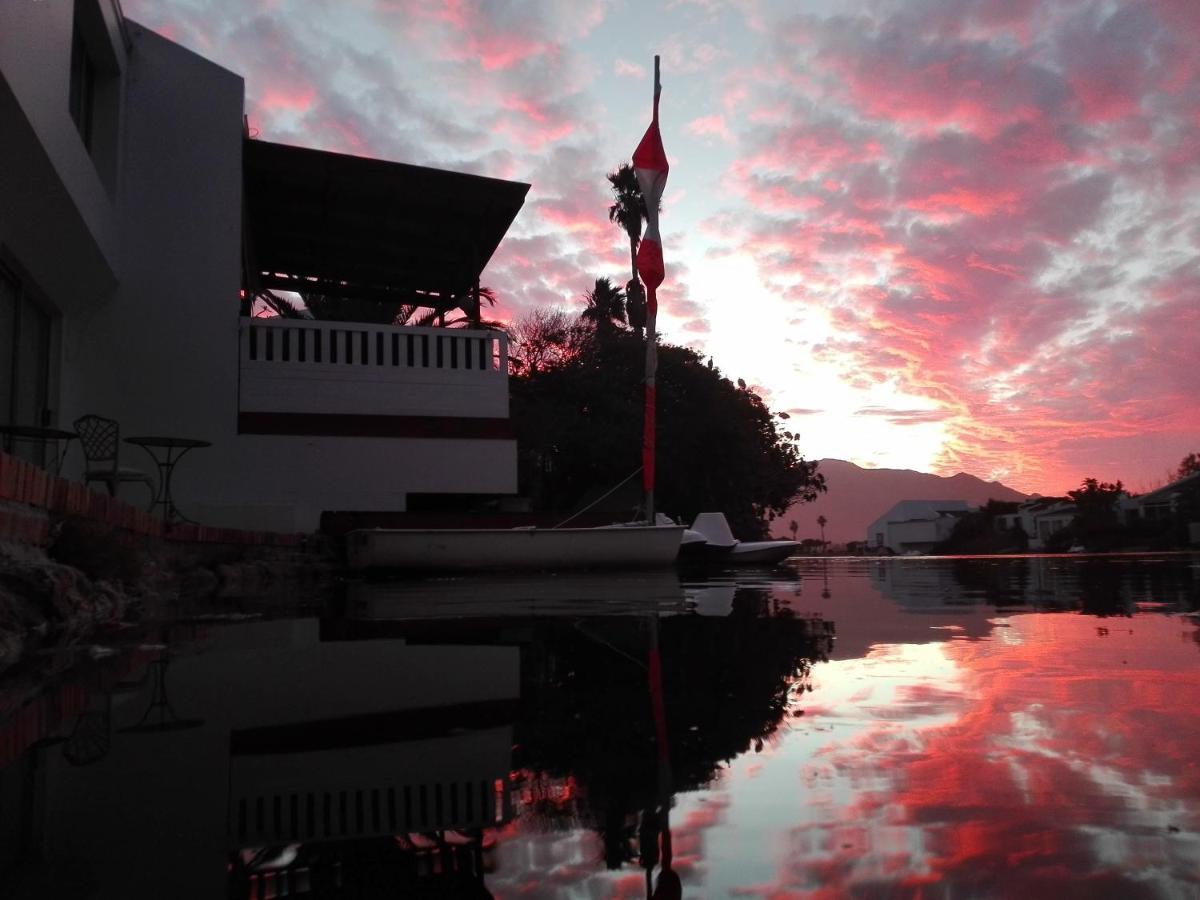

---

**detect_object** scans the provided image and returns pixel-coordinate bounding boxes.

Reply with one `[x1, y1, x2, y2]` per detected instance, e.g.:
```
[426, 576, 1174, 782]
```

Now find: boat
[688, 512, 799, 566]
[346, 522, 685, 572]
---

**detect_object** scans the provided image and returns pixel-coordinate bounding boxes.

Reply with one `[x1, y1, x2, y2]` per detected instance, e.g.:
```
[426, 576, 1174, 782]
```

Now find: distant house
[866, 500, 971, 554]
[1, 3, 529, 531]
[1133, 472, 1200, 544]
[995, 497, 1077, 550]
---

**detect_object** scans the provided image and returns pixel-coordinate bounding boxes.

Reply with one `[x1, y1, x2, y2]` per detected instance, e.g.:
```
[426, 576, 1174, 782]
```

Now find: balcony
[238, 318, 510, 431]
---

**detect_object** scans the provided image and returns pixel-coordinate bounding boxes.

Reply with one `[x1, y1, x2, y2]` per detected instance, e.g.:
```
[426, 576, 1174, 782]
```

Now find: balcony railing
[239, 318, 509, 420]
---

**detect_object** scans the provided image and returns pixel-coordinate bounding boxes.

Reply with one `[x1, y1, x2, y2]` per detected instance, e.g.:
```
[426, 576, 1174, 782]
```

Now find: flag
[633, 58, 667, 509]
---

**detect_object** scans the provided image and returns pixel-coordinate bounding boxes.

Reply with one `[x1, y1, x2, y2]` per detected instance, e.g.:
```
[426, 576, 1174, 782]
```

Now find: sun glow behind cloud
[124, 0, 1200, 494]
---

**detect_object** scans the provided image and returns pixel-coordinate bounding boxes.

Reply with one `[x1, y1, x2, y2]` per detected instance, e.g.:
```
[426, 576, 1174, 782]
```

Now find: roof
[1137, 470, 1200, 504]
[867, 499, 971, 530]
[242, 139, 530, 306]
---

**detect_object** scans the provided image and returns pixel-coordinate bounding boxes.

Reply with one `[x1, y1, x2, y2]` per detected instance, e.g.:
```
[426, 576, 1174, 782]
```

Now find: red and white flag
[633, 58, 667, 508]
[632, 72, 668, 298]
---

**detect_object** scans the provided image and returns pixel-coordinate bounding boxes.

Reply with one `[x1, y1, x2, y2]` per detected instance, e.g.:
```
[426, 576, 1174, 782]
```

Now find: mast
[633, 56, 667, 524]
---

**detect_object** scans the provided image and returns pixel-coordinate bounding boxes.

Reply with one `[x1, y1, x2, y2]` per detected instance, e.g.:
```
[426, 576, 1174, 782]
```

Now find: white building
[1, 2, 528, 532]
[866, 500, 971, 554]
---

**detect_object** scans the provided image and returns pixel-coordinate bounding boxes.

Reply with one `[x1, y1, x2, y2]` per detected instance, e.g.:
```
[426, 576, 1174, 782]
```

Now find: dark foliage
[932, 499, 1026, 554]
[1177, 452, 1200, 481]
[510, 329, 825, 538]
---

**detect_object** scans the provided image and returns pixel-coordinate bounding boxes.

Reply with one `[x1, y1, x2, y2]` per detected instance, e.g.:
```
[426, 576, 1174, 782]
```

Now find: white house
[866, 500, 971, 554]
[1, 2, 528, 532]
[993, 497, 1079, 550]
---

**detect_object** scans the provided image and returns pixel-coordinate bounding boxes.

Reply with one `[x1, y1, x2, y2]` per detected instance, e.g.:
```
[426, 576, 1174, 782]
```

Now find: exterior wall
[867, 500, 969, 553]
[0, 0, 124, 310]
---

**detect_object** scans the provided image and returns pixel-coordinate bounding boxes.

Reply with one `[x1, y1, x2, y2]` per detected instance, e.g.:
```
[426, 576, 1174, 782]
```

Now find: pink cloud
[687, 114, 733, 142]
[615, 58, 646, 78]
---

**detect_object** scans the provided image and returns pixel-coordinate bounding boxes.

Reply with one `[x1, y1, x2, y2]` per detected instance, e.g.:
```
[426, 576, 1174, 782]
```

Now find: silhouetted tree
[509, 307, 590, 375]
[1177, 452, 1200, 481]
[510, 328, 826, 537]
[580, 277, 627, 335]
[607, 163, 651, 339]
[1062, 478, 1126, 551]
[817, 515, 827, 551]
[300, 287, 502, 329]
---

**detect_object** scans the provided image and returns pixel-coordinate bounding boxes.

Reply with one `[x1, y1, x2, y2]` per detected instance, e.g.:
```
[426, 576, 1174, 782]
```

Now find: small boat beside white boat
[346, 522, 686, 572]
[688, 512, 799, 566]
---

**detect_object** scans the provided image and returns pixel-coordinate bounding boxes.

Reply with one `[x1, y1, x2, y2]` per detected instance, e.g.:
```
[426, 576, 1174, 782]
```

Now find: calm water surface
[2, 554, 1199, 898]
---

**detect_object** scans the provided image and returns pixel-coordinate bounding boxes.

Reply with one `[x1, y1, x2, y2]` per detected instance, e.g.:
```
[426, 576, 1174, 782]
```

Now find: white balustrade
[238, 318, 510, 419]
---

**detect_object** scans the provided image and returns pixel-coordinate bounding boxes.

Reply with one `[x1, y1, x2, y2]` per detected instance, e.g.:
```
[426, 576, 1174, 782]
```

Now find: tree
[1068, 478, 1124, 516]
[580, 277, 627, 335]
[607, 164, 650, 339]
[1177, 452, 1200, 481]
[509, 307, 590, 375]
[1064, 477, 1126, 550]
[298, 287, 503, 330]
[510, 327, 826, 538]
[816, 515, 827, 551]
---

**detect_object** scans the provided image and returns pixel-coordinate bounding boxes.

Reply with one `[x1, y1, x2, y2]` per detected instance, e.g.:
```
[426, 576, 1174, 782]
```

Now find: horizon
[125, 0, 1200, 496]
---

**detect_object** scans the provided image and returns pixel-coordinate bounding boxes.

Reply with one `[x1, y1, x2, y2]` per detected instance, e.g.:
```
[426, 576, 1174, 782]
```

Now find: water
[2, 554, 1198, 898]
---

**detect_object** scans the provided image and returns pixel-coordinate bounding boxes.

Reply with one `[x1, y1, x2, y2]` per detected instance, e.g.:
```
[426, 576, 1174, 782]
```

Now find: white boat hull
[346, 524, 686, 571]
[725, 540, 798, 565]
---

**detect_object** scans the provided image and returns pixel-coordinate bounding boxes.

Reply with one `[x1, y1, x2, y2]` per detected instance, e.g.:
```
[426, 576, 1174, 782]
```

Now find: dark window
[0, 265, 55, 466]
[69, 26, 96, 149]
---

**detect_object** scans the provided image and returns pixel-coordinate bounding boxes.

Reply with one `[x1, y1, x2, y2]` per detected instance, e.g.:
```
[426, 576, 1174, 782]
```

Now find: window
[69, 22, 97, 149]
[0, 265, 55, 466]
[67, 0, 121, 192]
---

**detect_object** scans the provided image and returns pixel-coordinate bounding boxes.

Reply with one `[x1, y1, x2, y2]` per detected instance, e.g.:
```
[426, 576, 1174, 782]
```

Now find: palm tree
[301, 286, 503, 330]
[817, 515, 827, 552]
[581, 277, 627, 334]
[607, 163, 649, 340]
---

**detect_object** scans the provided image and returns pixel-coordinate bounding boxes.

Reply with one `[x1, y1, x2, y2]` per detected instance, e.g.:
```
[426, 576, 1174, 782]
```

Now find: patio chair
[73, 414, 156, 503]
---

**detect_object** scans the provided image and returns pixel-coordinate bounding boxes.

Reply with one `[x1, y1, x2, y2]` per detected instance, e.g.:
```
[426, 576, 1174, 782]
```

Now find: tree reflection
[515, 592, 833, 872]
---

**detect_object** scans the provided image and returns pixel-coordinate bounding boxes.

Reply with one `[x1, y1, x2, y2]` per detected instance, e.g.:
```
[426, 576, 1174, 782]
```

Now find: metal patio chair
[73, 414, 156, 504]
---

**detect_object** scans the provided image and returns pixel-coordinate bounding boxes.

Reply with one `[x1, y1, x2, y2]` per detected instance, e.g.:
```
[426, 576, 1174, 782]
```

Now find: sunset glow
[125, 0, 1200, 495]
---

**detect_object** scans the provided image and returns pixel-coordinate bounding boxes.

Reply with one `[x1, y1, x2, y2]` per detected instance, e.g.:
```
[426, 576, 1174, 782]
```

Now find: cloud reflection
[729, 613, 1200, 897]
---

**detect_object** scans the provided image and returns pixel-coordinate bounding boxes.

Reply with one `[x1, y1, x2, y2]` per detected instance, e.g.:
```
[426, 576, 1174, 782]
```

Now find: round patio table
[0, 424, 78, 475]
[125, 435, 211, 523]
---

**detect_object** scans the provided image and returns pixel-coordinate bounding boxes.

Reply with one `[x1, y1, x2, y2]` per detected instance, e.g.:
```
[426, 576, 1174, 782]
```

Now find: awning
[242, 139, 529, 306]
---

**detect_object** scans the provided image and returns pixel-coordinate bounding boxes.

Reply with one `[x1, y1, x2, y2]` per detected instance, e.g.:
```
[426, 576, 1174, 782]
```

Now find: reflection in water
[0, 555, 1197, 896]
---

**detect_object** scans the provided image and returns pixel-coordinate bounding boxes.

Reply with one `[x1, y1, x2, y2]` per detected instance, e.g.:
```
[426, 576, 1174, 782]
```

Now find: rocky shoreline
[0, 517, 338, 679]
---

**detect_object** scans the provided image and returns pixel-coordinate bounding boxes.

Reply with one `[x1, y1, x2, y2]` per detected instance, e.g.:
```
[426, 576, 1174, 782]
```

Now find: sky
[125, 0, 1200, 496]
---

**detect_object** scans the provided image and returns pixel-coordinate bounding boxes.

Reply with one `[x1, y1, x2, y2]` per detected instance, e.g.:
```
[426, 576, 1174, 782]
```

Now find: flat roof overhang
[243, 139, 530, 306]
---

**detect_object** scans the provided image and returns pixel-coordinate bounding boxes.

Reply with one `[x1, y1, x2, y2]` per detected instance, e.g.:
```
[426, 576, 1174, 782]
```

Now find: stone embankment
[0, 451, 336, 678]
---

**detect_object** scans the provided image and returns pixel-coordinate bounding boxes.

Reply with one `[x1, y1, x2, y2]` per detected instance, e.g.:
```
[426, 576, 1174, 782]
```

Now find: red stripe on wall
[238, 412, 514, 440]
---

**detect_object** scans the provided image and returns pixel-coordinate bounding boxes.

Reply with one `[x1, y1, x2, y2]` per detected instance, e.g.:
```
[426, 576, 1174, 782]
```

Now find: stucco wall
[0, 0, 124, 311]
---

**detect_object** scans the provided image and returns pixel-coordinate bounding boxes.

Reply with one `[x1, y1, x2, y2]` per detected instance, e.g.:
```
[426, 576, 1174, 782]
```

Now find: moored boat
[346, 523, 685, 572]
[689, 511, 799, 566]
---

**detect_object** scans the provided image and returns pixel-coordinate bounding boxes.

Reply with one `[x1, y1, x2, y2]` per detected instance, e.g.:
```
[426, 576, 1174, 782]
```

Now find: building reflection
[867, 554, 1200, 617]
[0, 572, 833, 898]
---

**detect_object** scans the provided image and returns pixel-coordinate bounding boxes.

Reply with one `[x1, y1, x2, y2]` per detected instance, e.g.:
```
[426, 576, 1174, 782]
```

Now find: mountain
[773, 458, 1028, 545]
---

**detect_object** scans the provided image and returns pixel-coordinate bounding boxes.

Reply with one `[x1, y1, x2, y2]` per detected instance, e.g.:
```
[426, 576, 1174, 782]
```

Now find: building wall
[0, 0, 124, 309]
[5, 15, 520, 533]
[867, 500, 970, 553]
